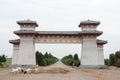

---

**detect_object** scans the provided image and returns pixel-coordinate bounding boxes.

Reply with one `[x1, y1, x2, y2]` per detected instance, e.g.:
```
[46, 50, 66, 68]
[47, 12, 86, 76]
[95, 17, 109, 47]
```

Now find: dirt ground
[0, 61, 120, 80]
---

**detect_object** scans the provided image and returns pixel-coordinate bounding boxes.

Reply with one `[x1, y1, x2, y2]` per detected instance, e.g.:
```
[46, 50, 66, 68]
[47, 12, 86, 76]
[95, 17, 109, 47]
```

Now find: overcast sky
[0, 0, 120, 59]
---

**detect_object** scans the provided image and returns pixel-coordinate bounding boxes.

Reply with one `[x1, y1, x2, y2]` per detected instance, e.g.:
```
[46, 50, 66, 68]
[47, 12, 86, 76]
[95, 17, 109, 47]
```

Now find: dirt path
[0, 61, 120, 80]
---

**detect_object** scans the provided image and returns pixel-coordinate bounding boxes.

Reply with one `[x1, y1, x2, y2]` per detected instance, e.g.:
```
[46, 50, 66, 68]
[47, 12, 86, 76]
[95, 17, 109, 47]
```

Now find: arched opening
[35, 44, 81, 59]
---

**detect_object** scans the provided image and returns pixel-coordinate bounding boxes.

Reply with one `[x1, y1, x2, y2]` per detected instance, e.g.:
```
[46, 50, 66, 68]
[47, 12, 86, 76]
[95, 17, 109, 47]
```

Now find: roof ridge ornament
[79, 19, 100, 27]
[17, 19, 38, 27]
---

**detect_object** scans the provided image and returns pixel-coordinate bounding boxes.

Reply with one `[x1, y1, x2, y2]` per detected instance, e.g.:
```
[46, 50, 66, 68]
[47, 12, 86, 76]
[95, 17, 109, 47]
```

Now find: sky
[0, 0, 120, 59]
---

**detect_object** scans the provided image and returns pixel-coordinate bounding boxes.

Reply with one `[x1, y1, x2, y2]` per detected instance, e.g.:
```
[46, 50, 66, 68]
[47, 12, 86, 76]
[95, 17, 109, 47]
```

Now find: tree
[109, 51, 120, 67]
[115, 51, 120, 58]
[109, 53, 115, 66]
[116, 59, 120, 67]
[61, 54, 74, 66]
[35, 51, 58, 66]
[61, 54, 80, 67]
[74, 54, 79, 60]
[44, 52, 49, 58]
[36, 51, 40, 65]
[0, 56, 3, 65]
[114, 51, 120, 66]
[104, 59, 110, 66]
[0, 54, 7, 67]
[73, 54, 80, 67]
[36, 51, 46, 66]
[2, 55, 6, 64]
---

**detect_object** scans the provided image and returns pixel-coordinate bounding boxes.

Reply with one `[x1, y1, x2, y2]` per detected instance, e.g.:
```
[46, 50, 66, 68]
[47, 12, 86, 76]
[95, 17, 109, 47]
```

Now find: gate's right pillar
[97, 40, 107, 66]
[81, 35, 99, 67]
[79, 20, 104, 68]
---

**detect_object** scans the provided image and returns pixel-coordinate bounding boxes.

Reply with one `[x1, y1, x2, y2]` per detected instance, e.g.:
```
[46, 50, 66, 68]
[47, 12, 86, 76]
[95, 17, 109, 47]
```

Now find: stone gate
[9, 19, 107, 68]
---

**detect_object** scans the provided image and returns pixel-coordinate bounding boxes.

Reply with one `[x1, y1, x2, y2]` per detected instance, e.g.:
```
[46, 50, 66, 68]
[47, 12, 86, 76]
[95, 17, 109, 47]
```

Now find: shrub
[36, 51, 58, 66]
[62, 58, 73, 66]
[61, 54, 80, 67]
[73, 54, 80, 67]
[104, 59, 110, 66]
[109, 53, 115, 66]
[109, 51, 120, 67]
[116, 59, 120, 67]
[74, 60, 80, 67]
[0, 54, 7, 67]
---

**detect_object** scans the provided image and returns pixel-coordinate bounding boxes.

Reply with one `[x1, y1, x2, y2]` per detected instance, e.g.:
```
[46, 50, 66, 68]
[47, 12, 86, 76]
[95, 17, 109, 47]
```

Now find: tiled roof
[14, 30, 102, 36]
[14, 30, 37, 35]
[17, 19, 38, 27]
[97, 39, 107, 44]
[79, 30, 103, 36]
[9, 39, 20, 44]
[37, 31, 79, 34]
[79, 20, 100, 27]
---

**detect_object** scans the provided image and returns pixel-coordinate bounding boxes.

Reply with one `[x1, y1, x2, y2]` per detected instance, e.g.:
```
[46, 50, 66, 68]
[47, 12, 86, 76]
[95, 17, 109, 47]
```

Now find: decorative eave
[17, 19, 38, 27]
[14, 30, 37, 36]
[9, 39, 20, 44]
[36, 31, 80, 36]
[9, 39, 107, 45]
[97, 39, 107, 45]
[79, 30, 103, 36]
[13, 30, 103, 37]
[79, 20, 100, 27]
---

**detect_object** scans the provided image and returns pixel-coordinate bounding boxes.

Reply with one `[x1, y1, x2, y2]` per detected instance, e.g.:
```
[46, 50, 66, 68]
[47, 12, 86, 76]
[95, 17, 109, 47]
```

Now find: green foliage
[36, 51, 58, 66]
[104, 59, 110, 66]
[0, 54, 7, 67]
[36, 51, 46, 66]
[115, 51, 120, 58]
[109, 51, 120, 67]
[114, 51, 120, 66]
[74, 60, 80, 67]
[44, 52, 49, 58]
[61, 54, 80, 67]
[74, 54, 79, 60]
[61, 54, 74, 66]
[63, 58, 74, 66]
[109, 53, 115, 66]
[116, 59, 120, 67]
[2, 55, 6, 63]
[5, 58, 12, 66]
[73, 54, 80, 67]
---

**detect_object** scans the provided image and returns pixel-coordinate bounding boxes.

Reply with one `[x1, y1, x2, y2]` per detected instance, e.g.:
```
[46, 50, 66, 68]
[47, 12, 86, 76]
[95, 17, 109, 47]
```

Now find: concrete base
[79, 65, 107, 69]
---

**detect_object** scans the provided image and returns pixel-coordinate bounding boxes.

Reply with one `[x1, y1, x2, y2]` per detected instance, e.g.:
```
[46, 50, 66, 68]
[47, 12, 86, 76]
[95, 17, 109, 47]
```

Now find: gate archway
[35, 44, 81, 59]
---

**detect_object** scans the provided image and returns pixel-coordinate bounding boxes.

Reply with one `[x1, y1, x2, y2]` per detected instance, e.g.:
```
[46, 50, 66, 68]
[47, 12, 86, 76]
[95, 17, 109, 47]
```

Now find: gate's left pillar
[13, 19, 38, 66]
[9, 39, 20, 65]
[18, 35, 36, 66]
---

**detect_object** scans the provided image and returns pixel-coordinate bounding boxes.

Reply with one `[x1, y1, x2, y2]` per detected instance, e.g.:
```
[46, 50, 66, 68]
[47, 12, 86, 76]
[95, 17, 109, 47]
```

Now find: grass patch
[5, 58, 12, 66]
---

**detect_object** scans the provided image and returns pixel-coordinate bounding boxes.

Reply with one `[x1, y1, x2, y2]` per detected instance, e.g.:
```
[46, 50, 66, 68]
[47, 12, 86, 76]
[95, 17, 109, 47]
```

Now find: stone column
[17, 35, 36, 66]
[81, 36, 99, 68]
[12, 44, 19, 65]
[98, 44, 104, 66]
